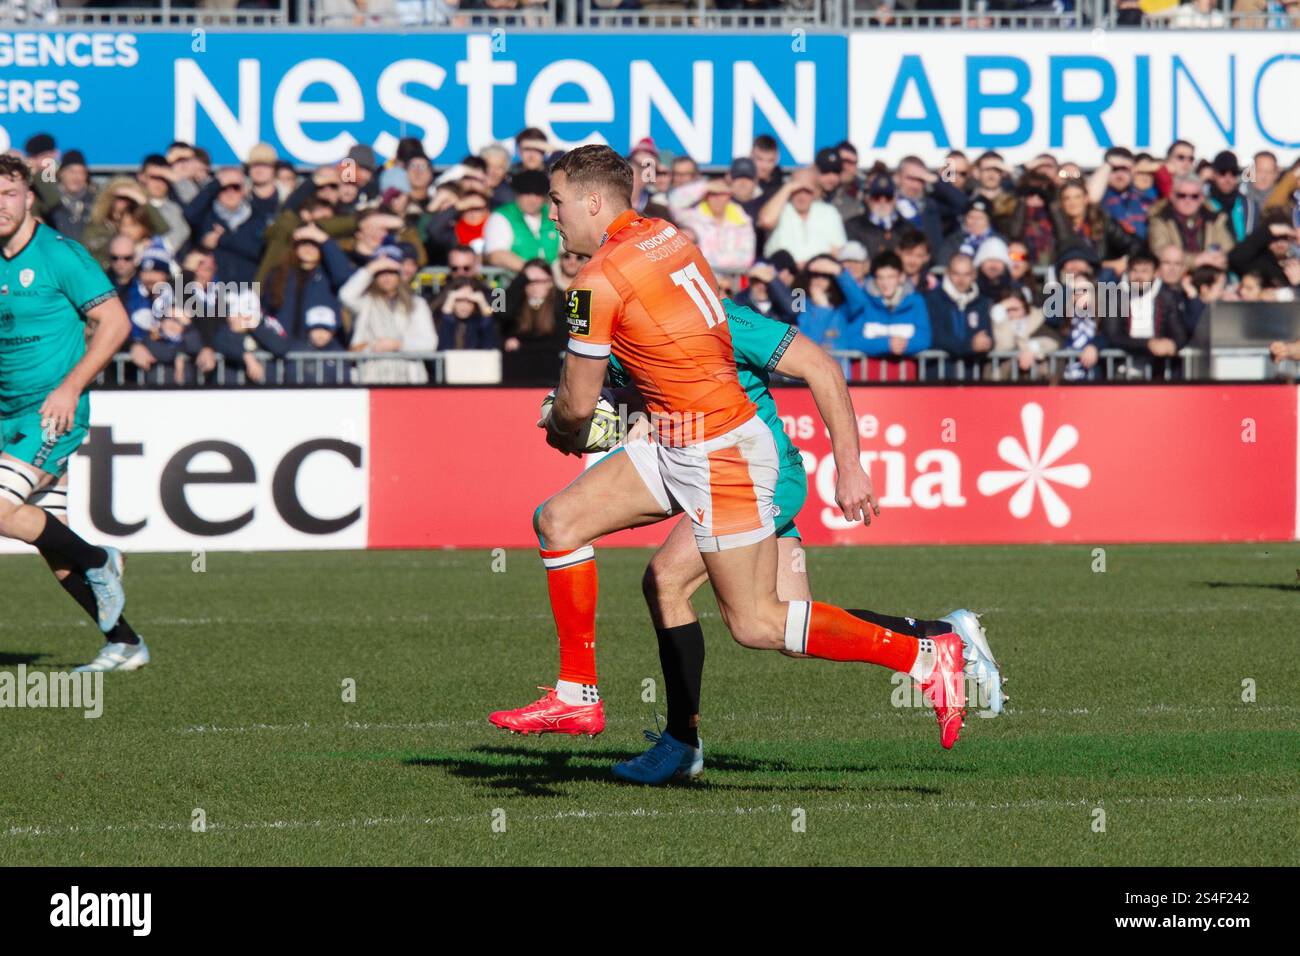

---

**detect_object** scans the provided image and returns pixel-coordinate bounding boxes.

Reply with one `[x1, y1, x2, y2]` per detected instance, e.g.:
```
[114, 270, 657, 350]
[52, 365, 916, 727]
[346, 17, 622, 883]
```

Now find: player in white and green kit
[0, 154, 144, 672]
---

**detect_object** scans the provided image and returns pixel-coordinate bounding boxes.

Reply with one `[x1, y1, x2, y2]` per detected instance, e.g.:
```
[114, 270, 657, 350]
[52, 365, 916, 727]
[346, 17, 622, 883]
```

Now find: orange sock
[793, 601, 920, 673]
[540, 546, 598, 686]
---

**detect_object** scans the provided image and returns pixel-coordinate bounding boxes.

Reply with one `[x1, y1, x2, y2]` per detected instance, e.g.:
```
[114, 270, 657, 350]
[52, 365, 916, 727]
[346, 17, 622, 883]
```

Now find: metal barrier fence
[823, 347, 1299, 383]
[6, 0, 1292, 29]
[96, 350, 444, 387]
[93, 345, 1299, 387]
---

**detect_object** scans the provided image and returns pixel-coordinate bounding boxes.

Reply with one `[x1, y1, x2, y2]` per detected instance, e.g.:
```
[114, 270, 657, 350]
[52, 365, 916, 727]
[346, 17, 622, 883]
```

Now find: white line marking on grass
[7, 794, 1298, 841]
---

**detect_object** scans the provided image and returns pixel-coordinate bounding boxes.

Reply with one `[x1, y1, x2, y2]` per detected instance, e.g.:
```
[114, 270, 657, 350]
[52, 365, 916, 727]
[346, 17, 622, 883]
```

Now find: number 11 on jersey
[670, 263, 727, 329]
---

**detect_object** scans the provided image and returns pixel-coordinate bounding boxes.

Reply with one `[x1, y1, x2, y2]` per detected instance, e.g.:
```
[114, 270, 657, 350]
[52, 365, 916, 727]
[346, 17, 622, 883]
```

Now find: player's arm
[544, 276, 619, 455]
[40, 295, 131, 438]
[773, 331, 879, 525]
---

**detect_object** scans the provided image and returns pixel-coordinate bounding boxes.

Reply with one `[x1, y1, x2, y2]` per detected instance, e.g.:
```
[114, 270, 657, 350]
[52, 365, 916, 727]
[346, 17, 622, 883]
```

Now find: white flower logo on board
[976, 402, 1091, 528]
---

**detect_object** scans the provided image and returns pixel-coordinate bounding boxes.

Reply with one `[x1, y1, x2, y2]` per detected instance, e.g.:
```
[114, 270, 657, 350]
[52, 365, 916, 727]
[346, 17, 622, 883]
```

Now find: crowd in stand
[9, 126, 1300, 385]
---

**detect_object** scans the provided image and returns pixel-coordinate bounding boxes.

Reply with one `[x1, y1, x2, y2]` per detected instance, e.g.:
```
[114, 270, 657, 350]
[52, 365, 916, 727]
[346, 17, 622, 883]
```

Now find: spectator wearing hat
[839, 250, 932, 364]
[1050, 178, 1135, 277]
[83, 177, 169, 268]
[895, 227, 937, 294]
[1148, 173, 1235, 272]
[345, 144, 381, 202]
[937, 195, 1005, 265]
[125, 243, 203, 382]
[255, 221, 356, 376]
[973, 236, 1019, 302]
[926, 252, 993, 366]
[1088, 146, 1157, 241]
[726, 157, 765, 220]
[759, 168, 846, 267]
[124, 243, 177, 344]
[1205, 150, 1258, 243]
[1104, 247, 1189, 379]
[816, 146, 864, 222]
[22, 132, 63, 223]
[246, 142, 285, 228]
[343, 246, 438, 384]
[378, 137, 428, 194]
[138, 153, 192, 253]
[483, 170, 559, 271]
[837, 240, 869, 284]
[47, 149, 96, 241]
[845, 171, 905, 260]
[734, 260, 797, 326]
[667, 175, 756, 278]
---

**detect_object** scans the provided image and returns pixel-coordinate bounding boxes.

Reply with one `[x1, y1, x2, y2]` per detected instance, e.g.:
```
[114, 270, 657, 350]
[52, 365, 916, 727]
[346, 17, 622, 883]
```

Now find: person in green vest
[483, 170, 560, 272]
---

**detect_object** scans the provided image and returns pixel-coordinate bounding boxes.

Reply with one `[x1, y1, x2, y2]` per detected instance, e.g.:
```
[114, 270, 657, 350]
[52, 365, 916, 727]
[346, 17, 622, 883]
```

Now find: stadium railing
[92, 346, 1298, 387]
[96, 350, 445, 387]
[4, 0, 1290, 29]
[2, 0, 291, 26]
[822, 347, 1297, 383]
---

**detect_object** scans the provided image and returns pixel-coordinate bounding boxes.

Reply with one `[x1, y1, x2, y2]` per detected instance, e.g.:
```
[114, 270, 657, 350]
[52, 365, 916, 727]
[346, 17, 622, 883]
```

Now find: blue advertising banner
[0, 31, 847, 168]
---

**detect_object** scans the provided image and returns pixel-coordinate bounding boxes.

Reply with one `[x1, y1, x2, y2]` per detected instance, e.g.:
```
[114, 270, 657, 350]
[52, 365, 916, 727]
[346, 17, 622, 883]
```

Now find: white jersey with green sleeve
[0, 223, 114, 416]
[608, 298, 802, 468]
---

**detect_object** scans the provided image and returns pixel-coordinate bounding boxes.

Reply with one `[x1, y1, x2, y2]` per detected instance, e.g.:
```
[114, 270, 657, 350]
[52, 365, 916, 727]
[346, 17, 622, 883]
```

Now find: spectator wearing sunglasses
[1148, 173, 1235, 272]
[1154, 140, 1196, 199]
[183, 166, 268, 285]
[1089, 146, 1157, 241]
[137, 153, 192, 253]
[106, 234, 139, 305]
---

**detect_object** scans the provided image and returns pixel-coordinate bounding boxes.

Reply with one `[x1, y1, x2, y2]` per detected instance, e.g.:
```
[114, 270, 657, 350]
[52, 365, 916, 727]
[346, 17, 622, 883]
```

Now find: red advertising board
[369, 386, 1298, 549]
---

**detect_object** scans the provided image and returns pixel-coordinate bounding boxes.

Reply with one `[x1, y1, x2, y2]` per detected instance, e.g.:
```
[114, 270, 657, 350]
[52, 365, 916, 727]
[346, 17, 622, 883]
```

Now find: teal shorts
[773, 453, 808, 540]
[1, 400, 89, 480]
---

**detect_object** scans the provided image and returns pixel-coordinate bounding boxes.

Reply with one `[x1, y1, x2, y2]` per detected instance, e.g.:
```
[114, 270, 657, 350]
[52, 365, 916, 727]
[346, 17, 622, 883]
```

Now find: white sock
[556, 679, 599, 705]
[908, 638, 936, 682]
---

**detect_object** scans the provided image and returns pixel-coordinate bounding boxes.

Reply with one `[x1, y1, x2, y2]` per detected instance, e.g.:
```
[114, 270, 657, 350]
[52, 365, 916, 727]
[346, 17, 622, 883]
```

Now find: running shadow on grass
[406, 746, 952, 799]
[0, 651, 46, 666]
[1202, 581, 1300, 593]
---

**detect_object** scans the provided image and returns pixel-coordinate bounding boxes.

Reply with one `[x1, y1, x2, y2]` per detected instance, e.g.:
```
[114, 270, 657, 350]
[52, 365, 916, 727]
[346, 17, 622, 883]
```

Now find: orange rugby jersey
[564, 210, 755, 446]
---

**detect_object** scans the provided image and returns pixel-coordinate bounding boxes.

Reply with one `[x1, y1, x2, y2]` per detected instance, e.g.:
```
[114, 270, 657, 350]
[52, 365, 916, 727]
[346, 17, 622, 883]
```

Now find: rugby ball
[539, 389, 623, 452]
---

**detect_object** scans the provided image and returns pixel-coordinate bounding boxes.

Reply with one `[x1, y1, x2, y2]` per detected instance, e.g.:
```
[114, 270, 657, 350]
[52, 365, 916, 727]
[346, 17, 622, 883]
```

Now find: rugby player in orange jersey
[488, 145, 999, 750]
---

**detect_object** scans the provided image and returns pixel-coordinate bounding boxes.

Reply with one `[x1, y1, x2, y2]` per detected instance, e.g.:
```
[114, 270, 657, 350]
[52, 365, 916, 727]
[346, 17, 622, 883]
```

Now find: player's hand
[39, 382, 81, 438]
[541, 413, 585, 457]
[834, 456, 878, 525]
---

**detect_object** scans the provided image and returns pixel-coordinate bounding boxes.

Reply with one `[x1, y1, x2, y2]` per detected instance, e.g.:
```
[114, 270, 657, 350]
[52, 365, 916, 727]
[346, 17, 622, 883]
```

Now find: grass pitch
[1, 542, 1297, 866]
